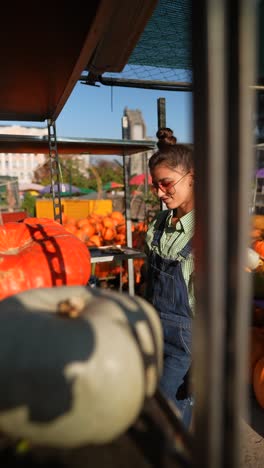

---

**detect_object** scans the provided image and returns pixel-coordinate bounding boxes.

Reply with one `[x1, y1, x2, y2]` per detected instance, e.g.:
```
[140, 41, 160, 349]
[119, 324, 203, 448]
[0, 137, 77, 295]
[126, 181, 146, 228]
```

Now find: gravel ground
[0, 392, 262, 467]
[240, 391, 264, 467]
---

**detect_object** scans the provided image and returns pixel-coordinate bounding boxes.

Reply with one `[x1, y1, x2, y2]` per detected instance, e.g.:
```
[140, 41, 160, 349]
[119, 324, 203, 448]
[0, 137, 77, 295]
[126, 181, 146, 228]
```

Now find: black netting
[104, 65, 192, 84]
[104, 0, 192, 84]
[129, 0, 192, 70]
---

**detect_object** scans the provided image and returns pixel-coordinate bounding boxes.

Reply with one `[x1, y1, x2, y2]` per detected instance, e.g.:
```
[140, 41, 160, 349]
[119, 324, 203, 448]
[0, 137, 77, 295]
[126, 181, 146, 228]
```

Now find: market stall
[0, 0, 263, 466]
[0, 133, 155, 294]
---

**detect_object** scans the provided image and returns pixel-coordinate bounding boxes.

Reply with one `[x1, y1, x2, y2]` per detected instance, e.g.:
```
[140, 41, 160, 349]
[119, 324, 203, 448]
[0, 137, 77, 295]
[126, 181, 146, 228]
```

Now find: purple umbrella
[256, 168, 264, 178]
[40, 183, 81, 194]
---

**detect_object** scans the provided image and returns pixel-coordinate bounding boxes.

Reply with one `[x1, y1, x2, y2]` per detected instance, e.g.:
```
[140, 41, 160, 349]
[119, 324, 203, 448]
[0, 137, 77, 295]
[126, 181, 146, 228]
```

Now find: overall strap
[179, 238, 193, 259]
[152, 211, 193, 260]
[151, 210, 169, 248]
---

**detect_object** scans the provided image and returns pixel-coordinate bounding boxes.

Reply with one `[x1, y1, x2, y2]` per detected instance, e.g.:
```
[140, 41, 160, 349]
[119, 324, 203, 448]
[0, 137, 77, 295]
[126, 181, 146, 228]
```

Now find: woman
[145, 128, 195, 429]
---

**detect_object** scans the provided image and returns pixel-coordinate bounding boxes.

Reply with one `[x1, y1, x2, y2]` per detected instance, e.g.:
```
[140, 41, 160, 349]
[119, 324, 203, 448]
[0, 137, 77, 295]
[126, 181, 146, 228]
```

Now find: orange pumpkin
[249, 327, 264, 382]
[87, 235, 102, 247]
[82, 223, 96, 238]
[76, 218, 89, 229]
[102, 227, 115, 242]
[94, 221, 104, 234]
[250, 228, 263, 241]
[75, 229, 89, 243]
[95, 262, 114, 278]
[66, 217, 77, 226]
[111, 211, 124, 221]
[252, 303, 264, 327]
[0, 217, 91, 300]
[116, 224, 126, 235]
[64, 224, 78, 235]
[115, 233, 126, 245]
[103, 217, 114, 229]
[253, 239, 264, 258]
[253, 356, 264, 408]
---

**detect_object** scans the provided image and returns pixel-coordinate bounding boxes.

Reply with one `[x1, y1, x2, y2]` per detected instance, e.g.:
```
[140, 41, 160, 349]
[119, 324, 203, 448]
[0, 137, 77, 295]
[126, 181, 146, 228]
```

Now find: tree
[33, 157, 123, 192]
[21, 192, 36, 216]
[33, 157, 90, 188]
[90, 160, 123, 187]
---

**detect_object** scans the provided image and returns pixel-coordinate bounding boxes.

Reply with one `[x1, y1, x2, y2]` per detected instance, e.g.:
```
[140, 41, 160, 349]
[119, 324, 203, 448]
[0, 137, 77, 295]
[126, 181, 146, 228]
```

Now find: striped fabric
[145, 209, 195, 316]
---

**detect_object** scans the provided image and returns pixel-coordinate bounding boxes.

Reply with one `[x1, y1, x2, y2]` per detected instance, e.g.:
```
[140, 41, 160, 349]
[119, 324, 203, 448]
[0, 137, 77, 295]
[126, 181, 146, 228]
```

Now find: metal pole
[123, 154, 135, 296]
[80, 75, 193, 92]
[192, 1, 256, 467]
[157, 97, 166, 128]
[157, 98, 167, 211]
[69, 160, 72, 197]
[122, 115, 135, 295]
[143, 152, 149, 199]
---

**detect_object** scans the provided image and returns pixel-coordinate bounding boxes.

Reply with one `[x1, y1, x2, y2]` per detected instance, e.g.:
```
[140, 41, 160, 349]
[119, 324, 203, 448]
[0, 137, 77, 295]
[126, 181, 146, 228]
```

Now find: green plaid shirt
[145, 209, 195, 316]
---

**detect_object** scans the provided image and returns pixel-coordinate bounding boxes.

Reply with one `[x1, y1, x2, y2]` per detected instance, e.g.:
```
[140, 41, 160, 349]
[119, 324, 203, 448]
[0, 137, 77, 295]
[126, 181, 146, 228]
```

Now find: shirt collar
[170, 209, 195, 234]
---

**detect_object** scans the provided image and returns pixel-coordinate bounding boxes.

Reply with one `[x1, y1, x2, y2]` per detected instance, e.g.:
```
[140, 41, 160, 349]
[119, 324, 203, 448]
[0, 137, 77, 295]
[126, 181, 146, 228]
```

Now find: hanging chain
[47, 120, 63, 224]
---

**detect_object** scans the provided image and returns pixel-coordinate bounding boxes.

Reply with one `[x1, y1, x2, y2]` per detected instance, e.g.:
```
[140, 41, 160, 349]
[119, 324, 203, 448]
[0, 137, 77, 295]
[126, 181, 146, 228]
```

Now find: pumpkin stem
[57, 296, 86, 319]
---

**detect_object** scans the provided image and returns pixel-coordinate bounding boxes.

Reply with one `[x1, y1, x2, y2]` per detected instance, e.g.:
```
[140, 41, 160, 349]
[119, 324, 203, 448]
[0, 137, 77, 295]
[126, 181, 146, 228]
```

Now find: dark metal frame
[80, 73, 193, 92]
[192, 1, 256, 467]
[47, 120, 63, 224]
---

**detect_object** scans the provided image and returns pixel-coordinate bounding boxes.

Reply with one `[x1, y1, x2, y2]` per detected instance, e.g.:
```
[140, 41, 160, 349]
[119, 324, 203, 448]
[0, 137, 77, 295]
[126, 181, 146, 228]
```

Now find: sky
[1, 81, 193, 148]
[55, 82, 193, 143]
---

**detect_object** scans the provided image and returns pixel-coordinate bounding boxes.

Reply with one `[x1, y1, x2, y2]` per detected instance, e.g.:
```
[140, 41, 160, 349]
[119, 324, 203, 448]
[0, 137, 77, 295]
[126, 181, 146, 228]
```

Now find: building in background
[0, 126, 90, 186]
[121, 108, 157, 221]
[0, 125, 47, 185]
[121, 107, 155, 177]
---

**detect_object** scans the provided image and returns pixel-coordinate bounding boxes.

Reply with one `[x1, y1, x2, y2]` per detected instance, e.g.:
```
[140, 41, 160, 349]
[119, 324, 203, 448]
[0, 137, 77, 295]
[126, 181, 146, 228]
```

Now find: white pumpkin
[247, 247, 260, 270]
[0, 286, 163, 448]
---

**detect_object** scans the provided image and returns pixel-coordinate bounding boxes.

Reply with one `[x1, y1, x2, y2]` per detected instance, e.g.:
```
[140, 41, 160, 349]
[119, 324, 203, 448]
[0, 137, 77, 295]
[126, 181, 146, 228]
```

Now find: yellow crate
[36, 199, 113, 220]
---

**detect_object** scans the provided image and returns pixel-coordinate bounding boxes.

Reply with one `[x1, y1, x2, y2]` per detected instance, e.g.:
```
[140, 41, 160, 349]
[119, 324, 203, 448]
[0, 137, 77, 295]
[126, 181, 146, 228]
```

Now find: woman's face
[150, 163, 194, 214]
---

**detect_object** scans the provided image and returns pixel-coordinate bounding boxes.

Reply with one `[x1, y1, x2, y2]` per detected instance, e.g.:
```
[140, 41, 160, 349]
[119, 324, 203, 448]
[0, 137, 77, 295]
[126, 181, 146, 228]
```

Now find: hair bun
[156, 127, 177, 149]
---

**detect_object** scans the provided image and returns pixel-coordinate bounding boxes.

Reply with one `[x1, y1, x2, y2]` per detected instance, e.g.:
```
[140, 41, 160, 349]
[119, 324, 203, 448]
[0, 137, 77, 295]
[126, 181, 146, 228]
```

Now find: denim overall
[147, 213, 193, 428]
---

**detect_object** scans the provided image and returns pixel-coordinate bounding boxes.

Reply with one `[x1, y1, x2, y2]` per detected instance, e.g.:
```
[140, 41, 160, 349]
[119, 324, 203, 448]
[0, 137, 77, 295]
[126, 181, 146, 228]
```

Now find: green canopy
[79, 188, 97, 194]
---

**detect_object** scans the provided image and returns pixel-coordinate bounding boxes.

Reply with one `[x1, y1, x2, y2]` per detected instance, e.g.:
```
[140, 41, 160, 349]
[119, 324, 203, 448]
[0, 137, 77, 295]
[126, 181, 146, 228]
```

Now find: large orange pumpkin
[253, 356, 264, 408]
[249, 327, 264, 382]
[0, 217, 91, 300]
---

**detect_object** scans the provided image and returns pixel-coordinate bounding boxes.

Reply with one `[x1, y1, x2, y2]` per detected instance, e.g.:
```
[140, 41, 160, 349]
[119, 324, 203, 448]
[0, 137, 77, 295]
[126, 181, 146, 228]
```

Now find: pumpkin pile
[249, 323, 264, 409]
[63, 211, 127, 284]
[62, 212, 148, 286]
[62, 212, 148, 249]
[249, 216, 264, 408]
[0, 217, 91, 301]
[62, 211, 127, 247]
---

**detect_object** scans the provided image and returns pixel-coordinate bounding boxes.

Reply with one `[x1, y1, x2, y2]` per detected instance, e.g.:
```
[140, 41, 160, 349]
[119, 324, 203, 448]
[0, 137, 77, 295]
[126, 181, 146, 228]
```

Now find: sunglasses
[151, 171, 190, 195]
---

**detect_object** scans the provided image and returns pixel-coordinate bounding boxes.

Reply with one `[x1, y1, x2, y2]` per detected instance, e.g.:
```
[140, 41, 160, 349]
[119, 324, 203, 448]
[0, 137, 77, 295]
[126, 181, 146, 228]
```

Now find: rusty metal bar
[47, 120, 63, 224]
